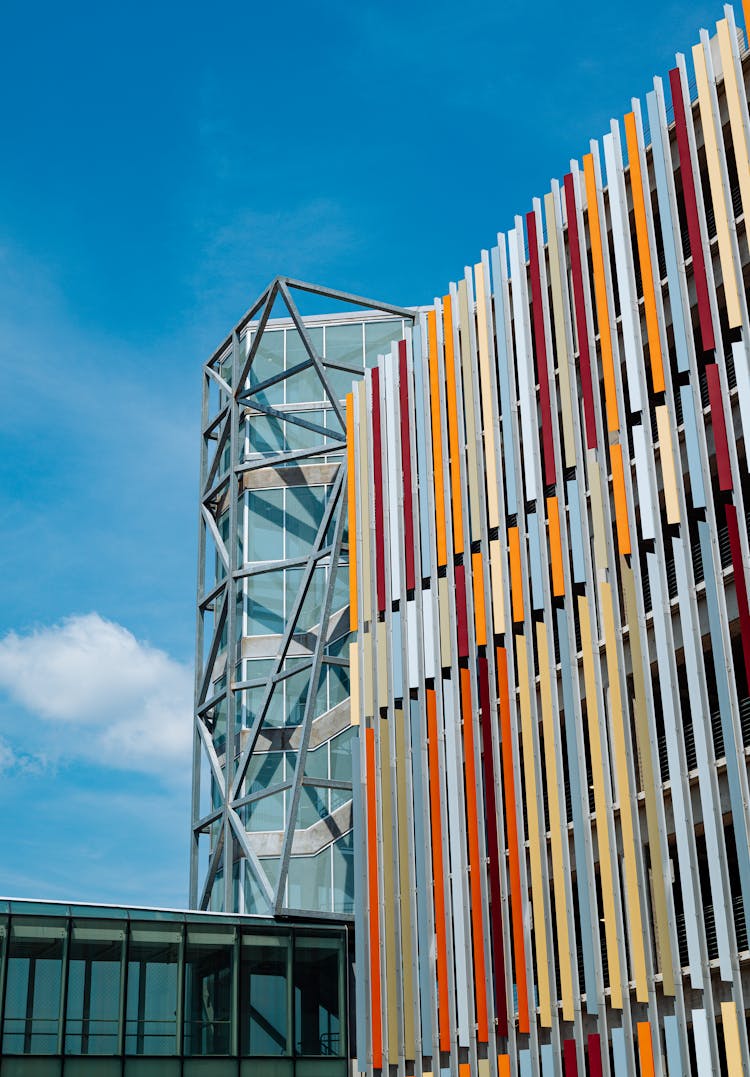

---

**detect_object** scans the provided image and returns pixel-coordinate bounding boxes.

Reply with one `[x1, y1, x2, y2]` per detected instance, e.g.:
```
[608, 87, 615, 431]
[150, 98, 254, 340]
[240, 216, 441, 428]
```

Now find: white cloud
[0, 614, 193, 779]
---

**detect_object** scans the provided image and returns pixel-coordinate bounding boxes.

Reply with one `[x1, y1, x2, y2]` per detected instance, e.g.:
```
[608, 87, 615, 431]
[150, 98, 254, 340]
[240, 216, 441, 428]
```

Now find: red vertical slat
[478, 656, 508, 1035]
[706, 364, 733, 491]
[454, 563, 469, 658]
[371, 367, 386, 612]
[399, 341, 416, 592]
[588, 1034, 604, 1077]
[669, 67, 716, 353]
[563, 1038, 579, 1076]
[526, 209, 556, 486]
[564, 173, 598, 451]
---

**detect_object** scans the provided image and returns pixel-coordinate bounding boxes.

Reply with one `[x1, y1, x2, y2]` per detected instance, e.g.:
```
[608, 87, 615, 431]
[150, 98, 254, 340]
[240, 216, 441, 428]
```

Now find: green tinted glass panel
[248, 330, 284, 406]
[285, 485, 328, 561]
[293, 934, 343, 1055]
[183, 928, 234, 1056]
[246, 415, 285, 456]
[287, 850, 331, 913]
[284, 328, 324, 404]
[3, 921, 66, 1054]
[240, 934, 290, 1056]
[125, 925, 180, 1056]
[246, 572, 285, 636]
[246, 489, 284, 563]
[323, 323, 362, 367]
[65, 923, 123, 1055]
[332, 831, 354, 914]
[365, 319, 403, 367]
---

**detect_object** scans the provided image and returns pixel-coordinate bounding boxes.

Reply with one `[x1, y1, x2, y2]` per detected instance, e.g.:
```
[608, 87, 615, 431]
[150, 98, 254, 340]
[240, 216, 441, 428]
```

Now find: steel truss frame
[190, 276, 414, 916]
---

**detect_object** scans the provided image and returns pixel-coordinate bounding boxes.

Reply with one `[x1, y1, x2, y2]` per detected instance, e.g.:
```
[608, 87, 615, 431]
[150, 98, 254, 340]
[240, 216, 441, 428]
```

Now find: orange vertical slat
[498, 1056, 511, 1077]
[428, 310, 448, 566]
[508, 527, 524, 623]
[346, 394, 358, 632]
[443, 294, 465, 554]
[624, 112, 666, 395]
[637, 1022, 656, 1077]
[497, 646, 529, 1033]
[583, 152, 620, 432]
[460, 667, 489, 1042]
[426, 689, 451, 1052]
[546, 496, 565, 597]
[610, 443, 632, 556]
[472, 551, 488, 646]
[365, 728, 382, 1069]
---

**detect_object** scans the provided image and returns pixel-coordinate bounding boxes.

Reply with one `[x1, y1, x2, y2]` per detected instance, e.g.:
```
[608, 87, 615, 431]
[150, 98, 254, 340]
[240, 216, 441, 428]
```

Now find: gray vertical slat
[566, 479, 586, 584]
[491, 241, 518, 517]
[556, 607, 599, 1013]
[679, 385, 707, 509]
[699, 520, 750, 933]
[409, 696, 434, 1052]
[663, 1015, 684, 1076]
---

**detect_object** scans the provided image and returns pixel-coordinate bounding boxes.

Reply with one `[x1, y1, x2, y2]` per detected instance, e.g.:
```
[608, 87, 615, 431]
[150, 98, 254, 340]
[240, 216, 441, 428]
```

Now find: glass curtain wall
[0, 907, 347, 1077]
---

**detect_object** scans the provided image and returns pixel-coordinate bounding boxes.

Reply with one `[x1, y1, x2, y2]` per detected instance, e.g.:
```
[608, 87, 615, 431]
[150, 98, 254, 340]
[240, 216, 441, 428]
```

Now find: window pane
[240, 934, 290, 1056]
[332, 832, 354, 914]
[285, 486, 328, 561]
[329, 728, 354, 782]
[245, 415, 285, 457]
[125, 925, 180, 1056]
[287, 849, 331, 913]
[3, 920, 66, 1054]
[247, 330, 284, 406]
[364, 319, 403, 367]
[293, 935, 343, 1056]
[284, 328, 324, 404]
[323, 323, 363, 368]
[245, 489, 284, 563]
[284, 410, 327, 456]
[246, 572, 285, 636]
[183, 928, 234, 1056]
[65, 922, 124, 1055]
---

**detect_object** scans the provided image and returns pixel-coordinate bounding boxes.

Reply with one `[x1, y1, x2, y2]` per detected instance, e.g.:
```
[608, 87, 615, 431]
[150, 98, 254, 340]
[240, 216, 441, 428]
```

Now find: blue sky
[0, 0, 725, 908]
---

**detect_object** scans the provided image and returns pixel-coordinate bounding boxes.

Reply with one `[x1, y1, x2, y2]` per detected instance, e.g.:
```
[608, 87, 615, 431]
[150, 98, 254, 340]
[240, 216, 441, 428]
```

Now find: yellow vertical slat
[544, 190, 577, 468]
[349, 641, 360, 727]
[721, 1000, 744, 1075]
[717, 19, 750, 229]
[656, 405, 680, 525]
[489, 538, 505, 636]
[620, 562, 675, 995]
[692, 39, 743, 328]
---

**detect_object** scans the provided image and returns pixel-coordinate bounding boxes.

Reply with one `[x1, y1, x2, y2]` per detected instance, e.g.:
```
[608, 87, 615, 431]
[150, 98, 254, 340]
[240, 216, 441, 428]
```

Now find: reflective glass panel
[240, 933, 290, 1056]
[125, 924, 180, 1056]
[323, 323, 363, 368]
[285, 485, 328, 561]
[287, 849, 331, 913]
[245, 489, 284, 564]
[248, 330, 284, 406]
[293, 934, 343, 1056]
[332, 831, 354, 914]
[65, 922, 124, 1054]
[183, 927, 234, 1056]
[284, 328, 323, 404]
[3, 919, 66, 1054]
[364, 318, 403, 367]
[246, 571, 285, 636]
